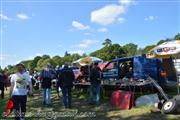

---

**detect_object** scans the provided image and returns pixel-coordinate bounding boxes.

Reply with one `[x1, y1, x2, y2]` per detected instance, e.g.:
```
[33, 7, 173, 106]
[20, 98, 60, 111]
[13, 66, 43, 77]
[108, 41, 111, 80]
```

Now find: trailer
[101, 55, 177, 88]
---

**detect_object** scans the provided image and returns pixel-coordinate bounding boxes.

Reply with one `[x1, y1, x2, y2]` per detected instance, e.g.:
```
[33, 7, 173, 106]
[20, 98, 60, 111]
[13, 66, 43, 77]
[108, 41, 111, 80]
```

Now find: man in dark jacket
[57, 64, 74, 108]
[88, 62, 101, 105]
[40, 63, 55, 106]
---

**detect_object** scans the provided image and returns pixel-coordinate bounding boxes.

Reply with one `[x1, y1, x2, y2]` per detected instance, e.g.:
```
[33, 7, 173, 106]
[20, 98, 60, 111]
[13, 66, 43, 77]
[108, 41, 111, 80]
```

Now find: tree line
[3, 33, 180, 73]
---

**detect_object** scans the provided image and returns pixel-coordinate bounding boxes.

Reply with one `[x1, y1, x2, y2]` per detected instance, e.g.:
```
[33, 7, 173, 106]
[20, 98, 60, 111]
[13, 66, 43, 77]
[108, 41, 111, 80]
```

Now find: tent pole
[175, 57, 180, 94]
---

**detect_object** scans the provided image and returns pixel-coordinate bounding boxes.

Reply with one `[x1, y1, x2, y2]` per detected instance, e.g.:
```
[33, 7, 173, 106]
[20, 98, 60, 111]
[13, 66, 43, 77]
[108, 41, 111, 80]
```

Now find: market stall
[147, 40, 180, 94]
[72, 56, 103, 85]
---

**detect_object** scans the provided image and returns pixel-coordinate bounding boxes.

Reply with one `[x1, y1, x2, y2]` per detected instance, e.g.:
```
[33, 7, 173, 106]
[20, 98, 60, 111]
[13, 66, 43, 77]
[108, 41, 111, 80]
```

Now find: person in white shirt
[9, 63, 33, 120]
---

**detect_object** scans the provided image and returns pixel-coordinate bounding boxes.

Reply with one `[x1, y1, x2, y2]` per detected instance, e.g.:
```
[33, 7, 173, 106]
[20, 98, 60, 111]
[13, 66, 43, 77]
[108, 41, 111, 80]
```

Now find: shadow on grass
[1, 88, 180, 120]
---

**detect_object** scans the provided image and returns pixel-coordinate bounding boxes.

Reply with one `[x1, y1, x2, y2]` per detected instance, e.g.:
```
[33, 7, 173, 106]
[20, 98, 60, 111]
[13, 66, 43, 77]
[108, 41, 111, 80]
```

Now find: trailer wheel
[162, 99, 177, 114]
[174, 95, 180, 105]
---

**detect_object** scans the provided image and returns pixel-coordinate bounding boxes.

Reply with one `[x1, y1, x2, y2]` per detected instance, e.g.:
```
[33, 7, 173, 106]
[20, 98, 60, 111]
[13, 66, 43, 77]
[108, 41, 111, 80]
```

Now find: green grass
[0, 87, 180, 120]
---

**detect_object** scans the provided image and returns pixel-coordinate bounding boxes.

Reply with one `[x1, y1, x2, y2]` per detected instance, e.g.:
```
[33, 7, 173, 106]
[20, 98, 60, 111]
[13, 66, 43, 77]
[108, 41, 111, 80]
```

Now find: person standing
[55, 65, 62, 98]
[57, 64, 74, 108]
[40, 63, 54, 106]
[9, 63, 33, 120]
[88, 62, 102, 106]
[0, 71, 4, 99]
[3, 71, 9, 91]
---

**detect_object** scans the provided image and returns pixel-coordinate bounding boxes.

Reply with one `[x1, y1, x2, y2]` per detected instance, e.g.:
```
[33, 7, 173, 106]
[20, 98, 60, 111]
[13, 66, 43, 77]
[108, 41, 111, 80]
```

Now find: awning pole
[175, 57, 180, 94]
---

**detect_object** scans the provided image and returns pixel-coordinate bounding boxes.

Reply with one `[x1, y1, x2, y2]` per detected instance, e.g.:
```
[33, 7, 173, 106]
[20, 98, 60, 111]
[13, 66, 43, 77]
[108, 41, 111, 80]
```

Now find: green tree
[108, 44, 126, 59]
[123, 43, 138, 56]
[36, 59, 45, 70]
[0, 66, 3, 73]
[21, 60, 32, 69]
[82, 53, 87, 57]
[90, 47, 107, 60]
[102, 38, 112, 47]
[52, 56, 62, 66]
[136, 48, 143, 55]
[64, 51, 71, 57]
[62, 56, 73, 64]
[157, 40, 167, 45]
[29, 56, 42, 69]
[142, 45, 156, 54]
[5, 34, 180, 70]
[35, 55, 51, 70]
[42, 55, 50, 60]
[91, 44, 126, 61]
[6, 65, 16, 74]
[174, 33, 180, 40]
[71, 54, 81, 61]
[42, 58, 56, 68]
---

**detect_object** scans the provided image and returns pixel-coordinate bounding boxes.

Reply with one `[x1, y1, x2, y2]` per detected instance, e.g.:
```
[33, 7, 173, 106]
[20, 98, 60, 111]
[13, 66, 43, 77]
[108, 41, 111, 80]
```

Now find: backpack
[41, 69, 52, 79]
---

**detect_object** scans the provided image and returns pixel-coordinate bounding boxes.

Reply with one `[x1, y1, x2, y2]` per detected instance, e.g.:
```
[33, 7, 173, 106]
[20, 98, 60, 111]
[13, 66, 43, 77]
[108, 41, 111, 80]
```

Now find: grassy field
[0, 87, 180, 120]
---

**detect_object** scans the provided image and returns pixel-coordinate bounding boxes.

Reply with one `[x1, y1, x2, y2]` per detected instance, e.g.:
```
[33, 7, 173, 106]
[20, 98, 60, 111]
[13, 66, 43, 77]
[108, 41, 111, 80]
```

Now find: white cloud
[119, 0, 135, 6]
[69, 50, 85, 55]
[0, 14, 11, 21]
[144, 16, 156, 21]
[74, 39, 98, 48]
[98, 27, 108, 32]
[72, 21, 90, 30]
[91, 4, 126, 26]
[91, 0, 134, 26]
[17, 13, 30, 20]
[118, 17, 125, 23]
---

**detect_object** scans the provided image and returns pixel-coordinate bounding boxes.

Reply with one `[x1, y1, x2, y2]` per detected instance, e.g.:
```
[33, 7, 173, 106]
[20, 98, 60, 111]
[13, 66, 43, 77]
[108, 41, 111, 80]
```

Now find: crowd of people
[0, 62, 102, 120]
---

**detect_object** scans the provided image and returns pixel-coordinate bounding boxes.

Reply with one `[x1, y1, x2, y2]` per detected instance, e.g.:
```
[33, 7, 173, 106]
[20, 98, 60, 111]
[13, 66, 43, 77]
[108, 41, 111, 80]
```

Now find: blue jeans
[61, 86, 72, 108]
[88, 84, 101, 105]
[12, 95, 27, 120]
[43, 88, 51, 105]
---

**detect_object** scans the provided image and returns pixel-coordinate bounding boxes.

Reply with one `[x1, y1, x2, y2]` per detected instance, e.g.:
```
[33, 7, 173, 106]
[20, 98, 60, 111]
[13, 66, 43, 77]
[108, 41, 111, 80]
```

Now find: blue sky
[0, 0, 179, 68]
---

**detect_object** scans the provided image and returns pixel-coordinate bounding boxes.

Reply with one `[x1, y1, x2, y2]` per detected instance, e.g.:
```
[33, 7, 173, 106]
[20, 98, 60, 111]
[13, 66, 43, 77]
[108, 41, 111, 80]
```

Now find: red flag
[5, 98, 14, 117]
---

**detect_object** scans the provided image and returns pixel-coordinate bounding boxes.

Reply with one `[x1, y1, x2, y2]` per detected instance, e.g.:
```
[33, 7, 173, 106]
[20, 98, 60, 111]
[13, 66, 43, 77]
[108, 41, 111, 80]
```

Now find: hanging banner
[154, 40, 180, 55]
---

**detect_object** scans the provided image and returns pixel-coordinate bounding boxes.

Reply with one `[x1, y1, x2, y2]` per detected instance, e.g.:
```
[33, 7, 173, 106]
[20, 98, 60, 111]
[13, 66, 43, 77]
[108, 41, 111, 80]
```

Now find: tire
[174, 95, 180, 105]
[174, 95, 180, 114]
[162, 99, 177, 114]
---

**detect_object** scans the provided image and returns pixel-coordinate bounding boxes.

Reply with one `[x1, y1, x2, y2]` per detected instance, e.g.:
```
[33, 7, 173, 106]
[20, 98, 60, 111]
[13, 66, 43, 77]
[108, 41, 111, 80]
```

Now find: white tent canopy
[147, 40, 180, 58]
[73, 56, 103, 66]
[154, 40, 180, 56]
